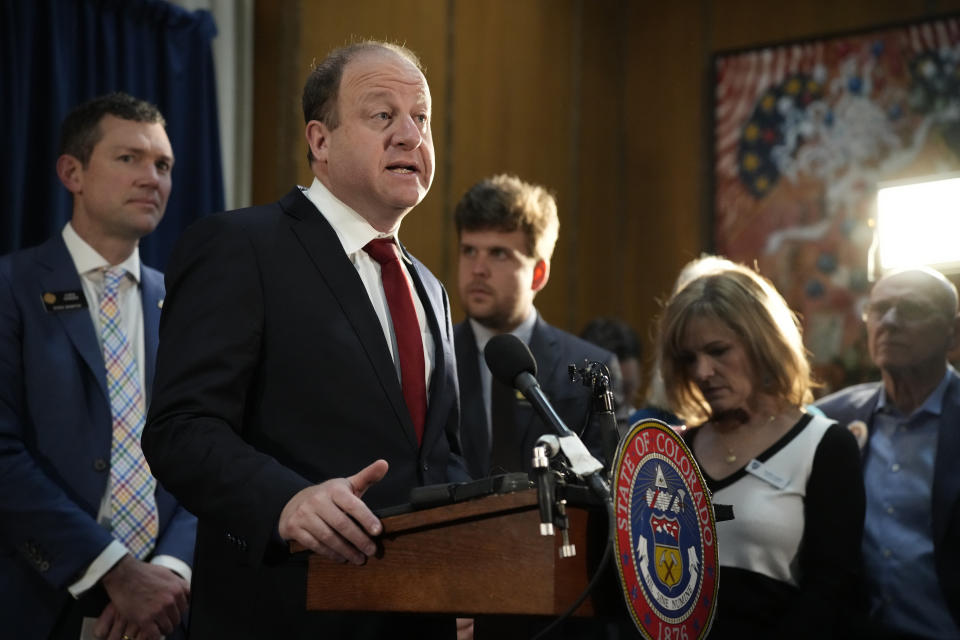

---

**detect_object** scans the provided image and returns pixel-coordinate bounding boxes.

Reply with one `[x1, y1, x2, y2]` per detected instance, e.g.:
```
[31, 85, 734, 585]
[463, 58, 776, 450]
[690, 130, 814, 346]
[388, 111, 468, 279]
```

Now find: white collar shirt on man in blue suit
[0, 228, 196, 639]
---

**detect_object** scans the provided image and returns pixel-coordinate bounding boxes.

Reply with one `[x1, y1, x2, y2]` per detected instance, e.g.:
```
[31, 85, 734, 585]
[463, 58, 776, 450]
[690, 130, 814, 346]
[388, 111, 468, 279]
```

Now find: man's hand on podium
[279, 459, 389, 565]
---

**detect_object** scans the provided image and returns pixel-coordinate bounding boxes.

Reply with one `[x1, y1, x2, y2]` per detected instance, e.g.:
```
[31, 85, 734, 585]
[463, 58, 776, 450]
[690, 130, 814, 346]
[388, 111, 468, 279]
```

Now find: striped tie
[100, 266, 158, 559]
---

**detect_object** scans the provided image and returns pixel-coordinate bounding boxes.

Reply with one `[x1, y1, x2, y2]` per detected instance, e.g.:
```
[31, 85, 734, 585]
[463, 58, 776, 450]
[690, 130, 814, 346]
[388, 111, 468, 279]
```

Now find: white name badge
[745, 458, 789, 490]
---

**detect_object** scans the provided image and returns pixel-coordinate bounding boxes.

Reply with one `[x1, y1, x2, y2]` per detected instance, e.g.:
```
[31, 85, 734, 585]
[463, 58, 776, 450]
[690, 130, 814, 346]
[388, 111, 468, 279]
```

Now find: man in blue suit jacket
[816, 268, 960, 638]
[453, 174, 620, 478]
[0, 93, 196, 640]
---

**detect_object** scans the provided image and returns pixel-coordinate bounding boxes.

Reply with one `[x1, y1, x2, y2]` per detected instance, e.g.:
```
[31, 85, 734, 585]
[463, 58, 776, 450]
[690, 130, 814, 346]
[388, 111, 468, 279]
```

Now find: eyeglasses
[861, 299, 939, 324]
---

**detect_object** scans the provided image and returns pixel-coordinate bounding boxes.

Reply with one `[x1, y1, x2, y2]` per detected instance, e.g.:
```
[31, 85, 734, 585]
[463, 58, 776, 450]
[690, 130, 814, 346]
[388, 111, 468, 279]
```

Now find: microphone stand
[569, 361, 619, 476]
[520, 357, 618, 639]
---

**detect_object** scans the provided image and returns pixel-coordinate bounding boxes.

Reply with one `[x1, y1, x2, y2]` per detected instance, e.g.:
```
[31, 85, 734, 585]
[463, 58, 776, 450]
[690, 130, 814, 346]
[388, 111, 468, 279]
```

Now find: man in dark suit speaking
[453, 174, 620, 479]
[142, 41, 466, 638]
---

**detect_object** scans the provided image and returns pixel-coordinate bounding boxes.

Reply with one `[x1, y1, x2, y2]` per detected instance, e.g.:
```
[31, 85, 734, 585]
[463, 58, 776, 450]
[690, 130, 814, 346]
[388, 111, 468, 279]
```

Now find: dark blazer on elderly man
[816, 373, 960, 630]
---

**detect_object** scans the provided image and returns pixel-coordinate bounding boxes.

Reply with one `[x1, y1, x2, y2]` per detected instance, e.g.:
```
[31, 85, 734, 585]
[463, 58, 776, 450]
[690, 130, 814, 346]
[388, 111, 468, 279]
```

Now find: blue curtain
[1, 0, 224, 270]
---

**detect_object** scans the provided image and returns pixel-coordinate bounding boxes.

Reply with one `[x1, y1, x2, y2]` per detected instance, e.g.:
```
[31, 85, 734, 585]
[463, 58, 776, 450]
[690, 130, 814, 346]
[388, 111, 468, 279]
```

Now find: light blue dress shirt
[863, 368, 960, 638]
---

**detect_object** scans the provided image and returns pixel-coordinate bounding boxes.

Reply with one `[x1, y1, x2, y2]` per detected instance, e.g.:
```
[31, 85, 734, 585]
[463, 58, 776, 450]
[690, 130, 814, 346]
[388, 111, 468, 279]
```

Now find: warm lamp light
[875, 173, 960, 274]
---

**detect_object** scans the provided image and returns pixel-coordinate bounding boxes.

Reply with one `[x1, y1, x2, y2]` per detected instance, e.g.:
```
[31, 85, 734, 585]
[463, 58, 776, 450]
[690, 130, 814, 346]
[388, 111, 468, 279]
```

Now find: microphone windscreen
[484, 334, 538, 387]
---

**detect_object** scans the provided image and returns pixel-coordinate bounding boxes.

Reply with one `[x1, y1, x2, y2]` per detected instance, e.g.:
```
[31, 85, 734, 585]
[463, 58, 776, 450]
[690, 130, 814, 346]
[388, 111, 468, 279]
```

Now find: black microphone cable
[529, 493, 616, 640]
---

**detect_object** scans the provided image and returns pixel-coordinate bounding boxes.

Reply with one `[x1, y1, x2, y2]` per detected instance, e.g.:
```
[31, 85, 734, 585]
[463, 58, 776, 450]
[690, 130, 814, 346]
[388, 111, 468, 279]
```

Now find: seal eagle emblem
[613, 419, 719, 640]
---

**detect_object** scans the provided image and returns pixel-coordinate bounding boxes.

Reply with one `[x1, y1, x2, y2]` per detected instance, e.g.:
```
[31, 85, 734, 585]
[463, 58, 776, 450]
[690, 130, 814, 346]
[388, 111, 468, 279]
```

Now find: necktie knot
[363, 238, 400, 266]
[102, 266, 127, 295]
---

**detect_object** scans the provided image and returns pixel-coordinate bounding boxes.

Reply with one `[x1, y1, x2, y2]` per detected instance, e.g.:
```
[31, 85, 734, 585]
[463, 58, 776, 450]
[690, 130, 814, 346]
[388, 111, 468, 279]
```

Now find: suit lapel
[454, 322, 490, 477]
[283, 189, 418, 449]
[403, 250, 448, 454]
[932, 372, 960, 547]
[37, 236, 108, 401]
[855, 386, 882, 465]
[140, 266, 164, 405]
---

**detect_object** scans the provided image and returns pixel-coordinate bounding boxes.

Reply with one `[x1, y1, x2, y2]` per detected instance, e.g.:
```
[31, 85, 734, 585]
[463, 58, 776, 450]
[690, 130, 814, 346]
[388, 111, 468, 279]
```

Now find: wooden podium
[297, 488, 619, 618]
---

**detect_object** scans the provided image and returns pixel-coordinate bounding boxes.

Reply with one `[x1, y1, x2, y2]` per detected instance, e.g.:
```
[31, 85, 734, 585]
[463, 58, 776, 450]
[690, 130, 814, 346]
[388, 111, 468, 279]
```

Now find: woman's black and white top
[687, 412, 865, 639]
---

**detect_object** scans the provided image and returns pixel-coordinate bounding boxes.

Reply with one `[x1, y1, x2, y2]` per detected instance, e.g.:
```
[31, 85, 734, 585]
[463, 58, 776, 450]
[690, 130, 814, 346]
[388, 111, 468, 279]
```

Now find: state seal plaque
[612, 419, 719, 640]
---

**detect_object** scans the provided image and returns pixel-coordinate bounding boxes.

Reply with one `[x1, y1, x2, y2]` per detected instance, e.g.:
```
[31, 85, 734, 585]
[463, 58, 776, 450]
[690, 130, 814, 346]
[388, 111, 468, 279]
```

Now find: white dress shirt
[302, 178, 435, 393]
[60, 224, 190, 637]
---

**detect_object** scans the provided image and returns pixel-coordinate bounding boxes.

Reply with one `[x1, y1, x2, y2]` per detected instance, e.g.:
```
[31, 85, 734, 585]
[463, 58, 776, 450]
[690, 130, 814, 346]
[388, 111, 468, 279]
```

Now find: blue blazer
[454, 315, 619, 478]
[815, 372, 960, 627]
[0, 235, 197, 639]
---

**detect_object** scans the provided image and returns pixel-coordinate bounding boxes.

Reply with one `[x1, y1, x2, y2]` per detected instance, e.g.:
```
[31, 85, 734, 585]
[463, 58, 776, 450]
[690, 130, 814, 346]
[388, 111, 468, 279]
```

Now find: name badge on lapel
[745, 459, 789, 490]
[41, 290, 88, 312]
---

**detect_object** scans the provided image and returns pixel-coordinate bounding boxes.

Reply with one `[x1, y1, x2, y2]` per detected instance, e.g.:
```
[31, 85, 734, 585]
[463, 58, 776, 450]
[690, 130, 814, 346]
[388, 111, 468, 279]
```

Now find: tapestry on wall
[714, 14, 960, 392]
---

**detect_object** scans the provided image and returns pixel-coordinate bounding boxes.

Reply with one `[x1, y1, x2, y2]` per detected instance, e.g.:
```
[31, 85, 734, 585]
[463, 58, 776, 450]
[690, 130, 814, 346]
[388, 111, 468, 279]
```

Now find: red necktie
[363, 239, 427, 444]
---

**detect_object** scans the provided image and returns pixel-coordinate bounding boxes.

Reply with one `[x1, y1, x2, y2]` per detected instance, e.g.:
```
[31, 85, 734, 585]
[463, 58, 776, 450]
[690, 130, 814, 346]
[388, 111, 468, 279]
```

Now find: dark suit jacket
[0, 235, 196, 639]
[454, 316, 619, 478]
[143, 188, 466, 639]
[816, 373, 960, 628]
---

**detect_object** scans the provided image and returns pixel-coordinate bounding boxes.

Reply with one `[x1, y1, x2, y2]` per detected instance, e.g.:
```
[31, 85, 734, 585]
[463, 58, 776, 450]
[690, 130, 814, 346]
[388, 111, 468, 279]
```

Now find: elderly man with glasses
[816, 267, 960, 639]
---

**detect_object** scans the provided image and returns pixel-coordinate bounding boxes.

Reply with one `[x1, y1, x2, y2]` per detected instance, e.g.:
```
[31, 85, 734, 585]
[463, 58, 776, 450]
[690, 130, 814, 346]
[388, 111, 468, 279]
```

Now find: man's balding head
[865, 268, 959, 377]
[302, 41, 424, 164]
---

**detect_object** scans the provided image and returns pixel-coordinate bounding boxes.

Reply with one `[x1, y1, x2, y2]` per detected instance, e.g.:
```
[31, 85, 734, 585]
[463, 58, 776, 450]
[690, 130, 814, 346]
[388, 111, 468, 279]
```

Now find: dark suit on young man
[816, 372, 960, 633]
[454, 315, 619, 478]
[0, 235, 196, 640]
[143, 187, 467, 639]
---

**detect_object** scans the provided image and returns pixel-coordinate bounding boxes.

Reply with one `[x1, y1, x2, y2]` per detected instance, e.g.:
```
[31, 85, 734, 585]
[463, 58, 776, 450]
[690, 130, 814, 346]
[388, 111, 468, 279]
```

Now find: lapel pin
[847, 420, 868, 450]
[158, 299, 164, 309]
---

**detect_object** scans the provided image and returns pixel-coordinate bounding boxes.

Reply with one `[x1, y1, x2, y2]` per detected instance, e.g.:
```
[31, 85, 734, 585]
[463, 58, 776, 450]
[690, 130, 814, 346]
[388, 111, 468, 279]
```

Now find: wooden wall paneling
[621, 2, 708, 357]
[711, 0, 960, 52]
[447, 0, 579, 327]
[252, 0, 303, 206]
[571, 0, 627, 333]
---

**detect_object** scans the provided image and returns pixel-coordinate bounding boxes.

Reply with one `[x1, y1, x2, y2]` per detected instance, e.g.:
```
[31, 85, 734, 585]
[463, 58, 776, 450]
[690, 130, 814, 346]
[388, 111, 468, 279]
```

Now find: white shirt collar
[61, 222, 141, 283]
[302, 178, 409, 262]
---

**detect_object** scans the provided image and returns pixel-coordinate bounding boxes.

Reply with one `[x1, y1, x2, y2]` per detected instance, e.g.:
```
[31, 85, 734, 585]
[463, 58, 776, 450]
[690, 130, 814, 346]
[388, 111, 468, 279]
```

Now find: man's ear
[948, 313, 960, 352]
[56, 154, 83, 194]
[305, 120, 330, 166]
[531, 259, 550, 292]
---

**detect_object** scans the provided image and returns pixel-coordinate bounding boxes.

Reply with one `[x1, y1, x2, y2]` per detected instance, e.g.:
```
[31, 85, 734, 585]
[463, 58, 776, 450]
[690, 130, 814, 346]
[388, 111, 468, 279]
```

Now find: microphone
[484, 335, 606, 490]
[484, 334, 575, 439]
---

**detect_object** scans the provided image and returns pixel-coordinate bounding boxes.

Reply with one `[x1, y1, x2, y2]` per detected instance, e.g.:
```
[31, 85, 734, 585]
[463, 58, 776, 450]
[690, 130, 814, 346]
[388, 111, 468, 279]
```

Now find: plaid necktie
[100, 266, 158, 559]
[363, 239, 427, 444]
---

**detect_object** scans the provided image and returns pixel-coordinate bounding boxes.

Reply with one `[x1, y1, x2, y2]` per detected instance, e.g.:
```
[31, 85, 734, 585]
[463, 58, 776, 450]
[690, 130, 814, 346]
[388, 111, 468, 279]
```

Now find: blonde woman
[658, 256, 864, 638]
